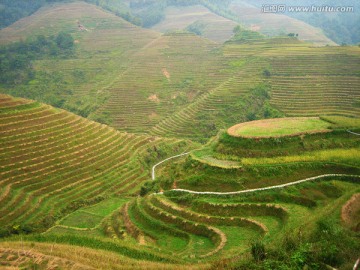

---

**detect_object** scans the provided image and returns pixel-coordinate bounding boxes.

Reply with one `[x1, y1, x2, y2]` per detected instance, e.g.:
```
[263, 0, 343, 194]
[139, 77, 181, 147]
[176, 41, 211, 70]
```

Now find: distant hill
[242, 0, 360, 45]
[150, 2, 336, 45]
[151, 5, 237, 43]
[230, 1, 336, 46]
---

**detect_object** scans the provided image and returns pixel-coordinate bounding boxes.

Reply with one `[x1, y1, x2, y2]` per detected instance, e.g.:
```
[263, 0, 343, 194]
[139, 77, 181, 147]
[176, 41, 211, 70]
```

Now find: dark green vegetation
[0, 1, 359, 269]
[0, 32, 74, 86]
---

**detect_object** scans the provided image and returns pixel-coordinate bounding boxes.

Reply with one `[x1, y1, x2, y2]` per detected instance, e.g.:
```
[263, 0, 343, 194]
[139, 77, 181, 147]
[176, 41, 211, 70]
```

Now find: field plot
[121, 180, 359, 262]
[94, 31, 229, 133]
[223, 38, 360, 119]
[0, 94, 194, 232]
[268, 46, 360, 118]
[228, 117, 331, 138]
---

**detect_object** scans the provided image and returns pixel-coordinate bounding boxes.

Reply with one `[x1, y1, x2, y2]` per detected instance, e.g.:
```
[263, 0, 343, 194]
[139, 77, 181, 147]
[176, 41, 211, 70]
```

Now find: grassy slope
[0, 93, 195, 232]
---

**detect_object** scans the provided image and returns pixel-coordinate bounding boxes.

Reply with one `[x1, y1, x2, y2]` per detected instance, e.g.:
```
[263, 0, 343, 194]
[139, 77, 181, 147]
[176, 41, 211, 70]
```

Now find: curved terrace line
[157, 174, 359, 195]
[152, 152, 190, 180]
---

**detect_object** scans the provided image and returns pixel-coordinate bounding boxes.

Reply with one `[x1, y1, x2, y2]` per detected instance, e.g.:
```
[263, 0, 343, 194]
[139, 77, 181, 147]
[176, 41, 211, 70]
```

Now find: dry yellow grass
[0, 242, 210, 270]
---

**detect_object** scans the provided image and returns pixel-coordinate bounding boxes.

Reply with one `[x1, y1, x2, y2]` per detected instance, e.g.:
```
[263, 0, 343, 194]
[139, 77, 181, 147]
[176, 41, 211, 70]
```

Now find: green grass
[45, 225, 104, 238]
[228, 117, 331, 138]
[321, 116, 360, 129]
[216, 226, 258, 254]
[59, 211, 104, 228]
[242, 148, 360, 167]
[82, 197, 129, 217]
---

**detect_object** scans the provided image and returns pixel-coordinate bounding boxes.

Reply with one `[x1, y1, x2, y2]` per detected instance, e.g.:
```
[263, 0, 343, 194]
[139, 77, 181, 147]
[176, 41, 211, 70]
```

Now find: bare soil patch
[162, 68, 171, 80]
[148, 94, 160, 103]
[341, 193, 360, 231]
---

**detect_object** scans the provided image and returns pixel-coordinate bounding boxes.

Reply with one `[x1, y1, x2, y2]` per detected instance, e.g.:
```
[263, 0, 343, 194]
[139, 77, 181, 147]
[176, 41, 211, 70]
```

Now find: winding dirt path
[155, 174, 360, 195]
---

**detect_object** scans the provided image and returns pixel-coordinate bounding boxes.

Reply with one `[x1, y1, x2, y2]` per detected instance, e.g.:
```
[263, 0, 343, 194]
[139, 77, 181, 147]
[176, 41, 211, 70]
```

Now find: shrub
[251, 240, 266, 262]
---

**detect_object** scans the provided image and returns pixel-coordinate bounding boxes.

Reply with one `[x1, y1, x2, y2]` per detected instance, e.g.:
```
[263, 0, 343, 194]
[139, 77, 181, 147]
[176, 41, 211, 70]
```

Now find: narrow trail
[151, 128, 360, 194]
[154, 174, 360, 196]
[152, 152, 190, 180]
[347, 130, 360, 136]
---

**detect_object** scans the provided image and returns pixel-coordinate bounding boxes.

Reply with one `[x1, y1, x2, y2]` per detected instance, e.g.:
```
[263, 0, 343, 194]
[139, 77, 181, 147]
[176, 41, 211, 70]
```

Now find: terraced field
[94, 31, 230, 133]
[1, 3, 360, 268]
[227, 117, 331, 138]
[0, 241, 208, 270]
[116, 179, 359, 263]
[0, 94, 194, 231]
[150, 57, 269, 140]
[223, 38, 360, 119]
[0, 2, 358, 142]
[269, 50, 360, 117]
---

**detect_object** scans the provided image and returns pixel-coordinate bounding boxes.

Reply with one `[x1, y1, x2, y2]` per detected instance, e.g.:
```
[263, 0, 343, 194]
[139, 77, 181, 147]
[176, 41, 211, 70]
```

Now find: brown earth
[341, 193, 360, 231]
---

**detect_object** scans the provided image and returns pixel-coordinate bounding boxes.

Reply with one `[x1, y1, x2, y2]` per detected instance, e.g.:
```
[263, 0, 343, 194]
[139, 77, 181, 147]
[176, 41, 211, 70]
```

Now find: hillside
[150, 37, 360, 141]
[150, 2, 335, 46]
[0, 93, 194, 235]
[151, 5, 237, 43]
[0, 2, 359, 268]
[0, 1, 162, 125]
[1, 2, 358, 142]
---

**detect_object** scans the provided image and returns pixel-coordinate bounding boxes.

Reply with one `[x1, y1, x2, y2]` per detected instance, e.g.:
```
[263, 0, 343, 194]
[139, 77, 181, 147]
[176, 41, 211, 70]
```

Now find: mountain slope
[0, 1, 358, 142]
[0, 93, 194, 232]
[0, 1, 163, 124]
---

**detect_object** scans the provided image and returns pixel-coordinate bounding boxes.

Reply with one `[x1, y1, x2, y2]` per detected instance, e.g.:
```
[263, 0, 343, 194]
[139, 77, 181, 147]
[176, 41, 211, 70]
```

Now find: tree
[56, 32, 74, 50]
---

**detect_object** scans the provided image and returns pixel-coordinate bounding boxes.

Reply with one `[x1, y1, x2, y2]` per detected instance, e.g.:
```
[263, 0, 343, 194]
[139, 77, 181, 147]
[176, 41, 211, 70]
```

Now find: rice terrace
[0, 1, 359, 269]
[227, 117, 331, 138]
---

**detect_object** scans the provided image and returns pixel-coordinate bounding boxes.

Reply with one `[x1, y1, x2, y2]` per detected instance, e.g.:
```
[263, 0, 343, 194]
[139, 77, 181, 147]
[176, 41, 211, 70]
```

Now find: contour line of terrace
[151, 126, 360, 195]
